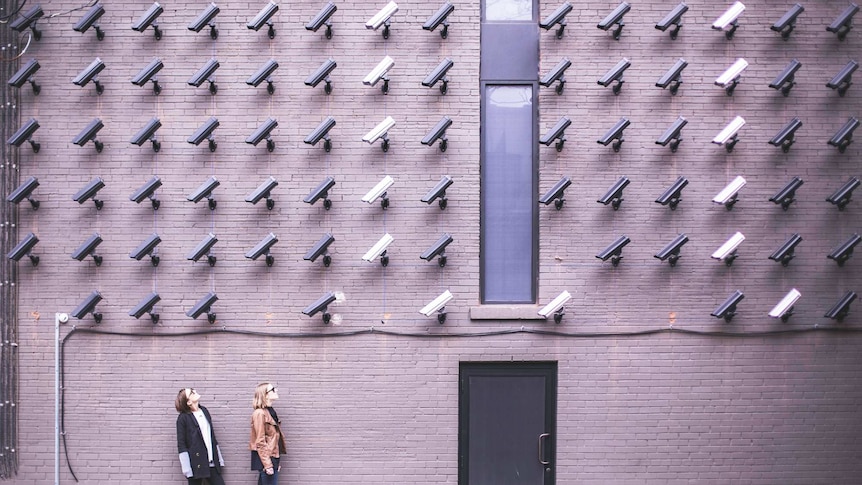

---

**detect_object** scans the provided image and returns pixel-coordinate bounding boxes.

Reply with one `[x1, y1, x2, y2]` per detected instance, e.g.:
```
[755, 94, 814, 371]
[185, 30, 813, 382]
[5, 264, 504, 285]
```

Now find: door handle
[538, 433, 550, 465]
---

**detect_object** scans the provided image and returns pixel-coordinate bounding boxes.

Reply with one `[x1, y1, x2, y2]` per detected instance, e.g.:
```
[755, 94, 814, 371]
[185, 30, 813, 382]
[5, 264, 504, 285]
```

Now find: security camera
[247, 59, 279, 95]
[420, 233, 453, 267]
[10, 5, 44, 40]
[423, 58, 454, 95]
[424, 2, 454, 38]
[363, 56, 395, 94]
[828, 233, 862, 266]
[187, 176, 220, 210]
[246, 118, 278, 152]
[825, 290, 857, 321]
[71, 290, 103, 323]
[246, 176, 279, 210]
[7, 118, 40, 153]
[596, 235, 631, 266]
[711, 290, 744, 322]
[597, 176, 631, 211]
[769, 118, 803, 153]
[540, 2, 573, 39]
[655, 176, 689, 210]
[597, 118, 630, 152]
[769, 233, 803, 266]
[714, 58, 748, 96]
[769, 176, 804, 211]
[188, 58, 220, 94]
[712, 116, 745, 152]
[73, 177, 106, 210]
[539, 176, 572, 210]
[132, 2, 164, 40]
[130, 118, 162, 152]
[367, 1, 399, 38]
[711, 231, 745, 265]
[8, 59, 41, 95]
[655, 233, 689, 266]
[827, 116, 859, 153]
[130, 292, 161, 323]
[712, 175, 746, 210]
[769, 59, 802, 97]
[186, 292, 218, 323]
[772, 4, 804, 39]
[7, 176, 40, 209]
[656, 58, 688, 95]
[71, 233, 103, 266]
[769, 288, 801, 321]
[597, 58, 630, 95]
[7, 232, 39, 266]
[304, 176, 336, 209]
[131, 58, 164, 95]
[419, 290, 453, 323]
[304, 59, 336, 94]
[538, 290, 571, 323]
[362, 116, 395, 151]
[305, 117, 336, 152]
[304, 233, 335, 266]
[187, 233, 218, 266]
[421, 175, 453, 210]
[656, 2, 689, 40]
[130, 176, 163, 210]
[826, 60, 858, 97]
[655, 116, 688, 152]
[189, 3, 220, 39]
[72, 58, 106, 95]
[362, 175, 394, 209]
[303, 292, 338, 323]
[597, 2, 631, 40]
[130, 233, 162, 266]
[307, 2, 337, 39]
[540, 58, 571, 95]
[248, 1, 279, 38]
[540, 116, 571, 152]
[73, 3, 105, 40]
[188, 117, 220, 152]
[422, 116, 452, 152]
[827, 3, 859, 40]
[712, 1, 745, 39]
[245, 233, 278, 266]
[72, 118, 105, 153]
[362, 233, 394, 266]
[826, 176, 860, 210]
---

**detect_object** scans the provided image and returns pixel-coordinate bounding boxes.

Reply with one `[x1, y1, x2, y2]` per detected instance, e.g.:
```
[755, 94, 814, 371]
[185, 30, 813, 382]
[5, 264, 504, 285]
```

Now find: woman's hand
[265, 467, 274, 475]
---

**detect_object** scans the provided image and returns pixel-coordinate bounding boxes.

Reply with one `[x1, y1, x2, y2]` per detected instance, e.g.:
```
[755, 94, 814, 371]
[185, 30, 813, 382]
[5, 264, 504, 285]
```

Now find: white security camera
[366, 1, 399, 38]
[712, 1, 745, 39]
[538, 290, 571, 323]
[711, 232, 745, 264]
[362, 233, 394, 265]
[712, 175, 746, 209]
[419, 290, 453, 323]
[768, 288, 801, 321]
[712, 116, 745, 152]
[362, 175, 395, 208]
[714, 58, 748, 95]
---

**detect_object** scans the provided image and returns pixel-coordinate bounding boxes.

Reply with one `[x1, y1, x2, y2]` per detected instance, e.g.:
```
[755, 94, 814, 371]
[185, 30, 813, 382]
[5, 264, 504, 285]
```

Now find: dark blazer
[176, 405, 223, 479]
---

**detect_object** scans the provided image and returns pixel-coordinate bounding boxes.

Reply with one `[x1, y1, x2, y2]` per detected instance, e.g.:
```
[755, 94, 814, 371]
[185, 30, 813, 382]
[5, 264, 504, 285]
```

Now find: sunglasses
[266, 387, 278, 394]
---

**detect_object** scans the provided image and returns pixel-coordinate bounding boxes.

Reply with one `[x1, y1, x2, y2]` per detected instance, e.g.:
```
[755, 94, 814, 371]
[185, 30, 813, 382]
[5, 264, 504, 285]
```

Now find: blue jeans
[257, 456, 279, 485]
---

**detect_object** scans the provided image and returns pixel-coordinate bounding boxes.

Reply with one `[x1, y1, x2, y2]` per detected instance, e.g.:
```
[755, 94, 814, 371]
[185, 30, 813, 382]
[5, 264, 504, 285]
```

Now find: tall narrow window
[480, 0, 538, 304]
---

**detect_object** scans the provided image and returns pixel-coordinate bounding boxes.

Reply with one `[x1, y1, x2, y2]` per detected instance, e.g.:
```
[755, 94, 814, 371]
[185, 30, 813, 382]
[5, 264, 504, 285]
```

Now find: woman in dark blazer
[175, 388, 226, 485]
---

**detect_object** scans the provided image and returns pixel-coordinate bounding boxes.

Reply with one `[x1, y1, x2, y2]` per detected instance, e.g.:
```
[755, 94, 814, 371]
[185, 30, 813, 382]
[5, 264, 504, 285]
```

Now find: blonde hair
[252, 382, 271, 410]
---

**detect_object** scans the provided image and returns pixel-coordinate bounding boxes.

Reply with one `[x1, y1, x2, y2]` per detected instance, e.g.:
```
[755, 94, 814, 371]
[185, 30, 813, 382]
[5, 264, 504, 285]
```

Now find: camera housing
[540, 116, 571, 152]
[305, 233, 336, 266]
[826, 3, 859, 40]
[539, 176, 572, 210]
[712, 116, 746, 152]
[304, 176, 336, 210]
[597, 58, 630, 95]
[72, 118, 105, 153]
[8, 59, 41, 94]
[422, 58, 454, 95]
[132, 58, 164, 95]
[247, 59, 279, 95]
[828, 116, 860, 153]
[248, 1, 279, 38]
[423, 2, 454, 38]
[655, 176, 689, 210]
[130, 233, 162, 266]
[130, 292, 161, 323]
[597, 176, 631, 211]
[188, 58, 220, 94]
[130, 176, 163, 210]
[769, 117, 803, 153]
[769, 176, 804, 211]
[825, 291, 857, 321]
[187, 233, 218, 266]
[826, 60, 858, 97]
[71, 291, 103, 323]
[189, 3, 220, 38]
[422, 116, 452, 152]
[362, 233, 394, 266]
[73, 3, 105, 40]
[711, 290, 744, 322]
[362, 176, 394, 209]
[769, 59, 802, 97]
[715, 58, 748, 96]
[597, 118, 630, 152]
[246, 118, 278, 152]
[7, 118, 41, 153]
[246, 176, 279, 210]
[72, 58, 106, 95]
[540, 58, 571, 95]
[769, 288, 802, 322]
[73, 177, 106, 210]
[303, 292, 337, 323]
[656, 2, 689, 39]
[10, 5, 44, 40]
[7, 232, 39, 266]
[656, 116, 688, 152]
[538, 290, 571, 323]
[656, 58, 688, 96]
[828, 233, 862, 266]
[422, 175, 453, 210]
[597, 2, 631, 40]
[711, 232, 745, 265]
[305, 117, 336, 152]
[307, 2, 337, 39]
[363, 56, 395, 94]
[596, 235, 631, 266]
[130, 118, 162, 152]
[7, 176, 40, 209]
[366, 1, 399, 39]
[187, 176, 221, 210]
[420, 233, 453, 267]
[419, 290, 453, 323]
[305, 59, 336, 94]
[712, 175, 746, 210]
[826, 176, 861, 211]
[771, 4, 804, 39]
[712, 1, 745, 39]
[186, 292, 218, 323]
[769, 233, 803, 267]
[188, 117, 220, 152]
[132, 2, 165, 40]
[246, 233, 278, 266]
[655, 233, 689, 266]
[362, 116, 396, 152]
[540, 2, 573, 39]
[71, 233, 104, 266]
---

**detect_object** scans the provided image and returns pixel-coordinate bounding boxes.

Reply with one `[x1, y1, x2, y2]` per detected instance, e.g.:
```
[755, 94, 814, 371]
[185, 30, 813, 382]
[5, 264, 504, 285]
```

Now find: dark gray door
[459, 362, 556, 485]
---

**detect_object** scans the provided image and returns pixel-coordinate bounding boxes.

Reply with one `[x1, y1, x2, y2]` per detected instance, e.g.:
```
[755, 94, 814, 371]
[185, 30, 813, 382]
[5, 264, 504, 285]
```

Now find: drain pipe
[55, 313, 68, 485]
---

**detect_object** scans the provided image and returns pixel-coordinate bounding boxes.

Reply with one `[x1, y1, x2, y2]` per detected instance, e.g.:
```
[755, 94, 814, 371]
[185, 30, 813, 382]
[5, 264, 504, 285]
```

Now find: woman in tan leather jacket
[249, 382, 286, 485]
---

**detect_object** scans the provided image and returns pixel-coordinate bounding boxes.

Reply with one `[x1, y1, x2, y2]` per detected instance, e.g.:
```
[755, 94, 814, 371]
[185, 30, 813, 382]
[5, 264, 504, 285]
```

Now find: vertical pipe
[55, 314, 61, 485]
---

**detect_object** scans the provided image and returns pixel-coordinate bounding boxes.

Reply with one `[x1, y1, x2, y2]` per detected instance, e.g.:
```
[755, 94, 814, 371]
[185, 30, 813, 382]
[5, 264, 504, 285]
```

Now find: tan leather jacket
[249, 408, 286, 470]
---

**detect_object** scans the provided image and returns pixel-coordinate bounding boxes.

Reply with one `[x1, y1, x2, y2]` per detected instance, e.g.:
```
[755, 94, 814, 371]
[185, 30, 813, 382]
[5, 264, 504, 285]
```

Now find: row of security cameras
[7, 172, 457, 214]
[539, 1, 858, 42]
[537, 115, 859, 155]
[22, 1, 454, 44]
[7, 113, 454, 155]
[57, 284, 862, 326]
[540, 56, 858, 98]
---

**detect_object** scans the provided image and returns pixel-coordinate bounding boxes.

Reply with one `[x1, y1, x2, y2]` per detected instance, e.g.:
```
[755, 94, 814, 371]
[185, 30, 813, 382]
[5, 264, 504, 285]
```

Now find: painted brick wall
[4, 0, 862, 483]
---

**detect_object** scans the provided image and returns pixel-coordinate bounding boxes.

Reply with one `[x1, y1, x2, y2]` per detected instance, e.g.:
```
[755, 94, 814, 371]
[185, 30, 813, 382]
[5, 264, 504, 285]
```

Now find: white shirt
[192, 409, 214, 464]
